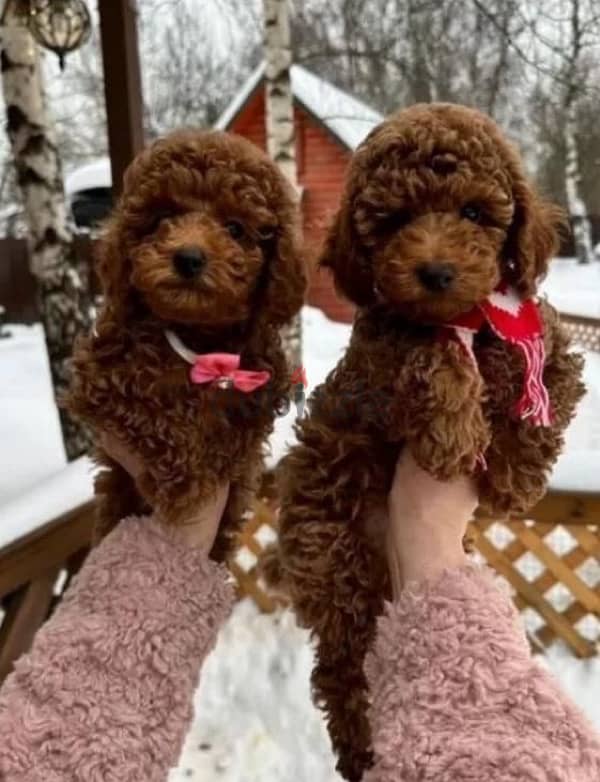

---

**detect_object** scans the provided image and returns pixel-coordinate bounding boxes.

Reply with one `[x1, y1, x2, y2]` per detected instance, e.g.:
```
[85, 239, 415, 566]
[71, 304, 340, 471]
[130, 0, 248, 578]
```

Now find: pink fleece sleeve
[363, 565, 600, 782]
[0, 515, 235, 782]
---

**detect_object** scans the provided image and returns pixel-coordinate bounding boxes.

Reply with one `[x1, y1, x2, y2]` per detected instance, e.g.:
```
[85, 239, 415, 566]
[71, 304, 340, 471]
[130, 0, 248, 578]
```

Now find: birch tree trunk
[564, 101, 594, 264]
[263, 0, 302, 369]
[1, 10, 92, 457]
[561, 0, 594, 264]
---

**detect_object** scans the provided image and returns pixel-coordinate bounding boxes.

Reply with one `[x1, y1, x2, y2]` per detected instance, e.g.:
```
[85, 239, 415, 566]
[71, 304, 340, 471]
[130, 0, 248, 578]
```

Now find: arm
[364, 565, 600, 781]
[363, 452, 600, 781]
[0, 515, 234, 782]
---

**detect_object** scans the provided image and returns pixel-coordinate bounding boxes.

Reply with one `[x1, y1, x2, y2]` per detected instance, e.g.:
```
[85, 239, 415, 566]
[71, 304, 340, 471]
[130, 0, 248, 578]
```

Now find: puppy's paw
[409, 405, 490, 481]
[396, 341, 490, 477]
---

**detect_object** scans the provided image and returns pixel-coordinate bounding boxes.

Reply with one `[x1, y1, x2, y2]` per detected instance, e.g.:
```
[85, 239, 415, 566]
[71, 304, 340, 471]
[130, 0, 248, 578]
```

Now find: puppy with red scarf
[275, 104, 585, 781]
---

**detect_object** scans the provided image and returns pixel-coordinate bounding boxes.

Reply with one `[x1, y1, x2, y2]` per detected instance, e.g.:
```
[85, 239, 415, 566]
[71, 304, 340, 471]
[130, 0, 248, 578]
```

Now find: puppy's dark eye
[226, 221, 245, 241]
[147, 210, 174, 234]
[378, 210, 411, 233]
[461, 204, 482, 222]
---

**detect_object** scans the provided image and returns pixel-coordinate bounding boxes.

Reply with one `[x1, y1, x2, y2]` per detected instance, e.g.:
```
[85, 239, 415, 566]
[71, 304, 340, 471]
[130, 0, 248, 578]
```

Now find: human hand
[98, 431, 229, 553]
[386, 448, 477, 597]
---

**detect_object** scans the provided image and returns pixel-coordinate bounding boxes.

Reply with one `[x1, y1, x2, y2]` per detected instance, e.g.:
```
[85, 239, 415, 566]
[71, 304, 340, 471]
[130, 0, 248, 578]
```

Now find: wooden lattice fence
[228, 497, 287, 614]
[470, 516, 599, 657]
[562, 313, 600, 353]
[231, 492, 600, 658]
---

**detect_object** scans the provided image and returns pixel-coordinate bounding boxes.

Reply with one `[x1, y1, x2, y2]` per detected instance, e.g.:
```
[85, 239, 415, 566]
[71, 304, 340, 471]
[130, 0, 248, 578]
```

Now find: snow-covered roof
[216, 62, 383, 151]
[65, 157, 111, 196]
[62, 67, 381, 199]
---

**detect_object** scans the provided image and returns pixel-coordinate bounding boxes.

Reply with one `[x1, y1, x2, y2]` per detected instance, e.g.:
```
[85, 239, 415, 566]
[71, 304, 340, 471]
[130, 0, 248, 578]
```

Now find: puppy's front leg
[477, 301, 585, 515]
[395, 341, 491, 480]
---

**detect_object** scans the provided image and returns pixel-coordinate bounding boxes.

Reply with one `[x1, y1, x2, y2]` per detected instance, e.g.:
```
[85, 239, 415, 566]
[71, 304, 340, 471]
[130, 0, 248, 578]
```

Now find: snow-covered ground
[551, 349, 600, 492]
[540, 258, 600, 320]
[169, 600, 340, 782]
[0, 269, 599, 780]
[267, 306, 350, 469]
[0, 324, 66, 506]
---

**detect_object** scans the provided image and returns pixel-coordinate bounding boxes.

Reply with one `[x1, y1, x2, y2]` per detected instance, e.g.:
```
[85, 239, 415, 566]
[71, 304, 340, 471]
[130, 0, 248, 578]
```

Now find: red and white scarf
[441, 283, 553, 426]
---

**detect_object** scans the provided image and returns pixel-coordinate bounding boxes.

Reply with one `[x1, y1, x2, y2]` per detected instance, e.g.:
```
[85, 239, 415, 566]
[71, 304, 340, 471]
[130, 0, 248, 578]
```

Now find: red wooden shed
[216, 63, 382, 323]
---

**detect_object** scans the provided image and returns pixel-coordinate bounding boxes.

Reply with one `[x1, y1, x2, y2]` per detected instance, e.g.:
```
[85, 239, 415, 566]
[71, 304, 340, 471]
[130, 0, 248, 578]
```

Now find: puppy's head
[97, 130, 306, 328]
[322, 103, 563, 322]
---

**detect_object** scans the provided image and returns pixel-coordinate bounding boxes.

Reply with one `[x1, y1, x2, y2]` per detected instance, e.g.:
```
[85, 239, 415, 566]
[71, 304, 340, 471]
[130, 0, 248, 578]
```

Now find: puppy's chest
[111, 336, 273, 425]
[339, 325, 504, 403]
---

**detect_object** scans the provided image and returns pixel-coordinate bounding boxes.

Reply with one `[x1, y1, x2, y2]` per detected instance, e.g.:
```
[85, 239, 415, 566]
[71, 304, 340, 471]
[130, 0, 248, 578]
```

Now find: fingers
[390, 447, 478, 525]
[175, 482, 230, 552]
[386, 447, 477, 593]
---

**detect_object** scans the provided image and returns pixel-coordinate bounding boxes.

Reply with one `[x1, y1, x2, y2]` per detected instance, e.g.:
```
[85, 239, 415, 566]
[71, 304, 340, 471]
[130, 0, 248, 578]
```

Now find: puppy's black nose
[417, 262, 456, 292]
[173, 246, 206, 279]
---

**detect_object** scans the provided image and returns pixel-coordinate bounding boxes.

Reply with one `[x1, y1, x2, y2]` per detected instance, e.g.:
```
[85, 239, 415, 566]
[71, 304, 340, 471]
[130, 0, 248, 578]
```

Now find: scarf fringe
[513, 336, 553, 426]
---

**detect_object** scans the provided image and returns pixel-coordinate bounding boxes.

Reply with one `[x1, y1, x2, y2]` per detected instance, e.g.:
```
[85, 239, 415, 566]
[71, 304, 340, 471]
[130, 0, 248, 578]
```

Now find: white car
[0, 157, 113, 237]
[64, 157, 112, 230]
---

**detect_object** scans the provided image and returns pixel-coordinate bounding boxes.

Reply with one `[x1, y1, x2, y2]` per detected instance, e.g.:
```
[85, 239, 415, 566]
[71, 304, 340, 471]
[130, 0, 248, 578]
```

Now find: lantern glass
[29, 0, 91, 69]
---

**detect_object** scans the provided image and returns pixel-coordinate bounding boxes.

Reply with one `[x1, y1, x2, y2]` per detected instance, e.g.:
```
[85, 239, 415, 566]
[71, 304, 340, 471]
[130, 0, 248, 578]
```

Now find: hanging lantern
[28, 0, 91, 71]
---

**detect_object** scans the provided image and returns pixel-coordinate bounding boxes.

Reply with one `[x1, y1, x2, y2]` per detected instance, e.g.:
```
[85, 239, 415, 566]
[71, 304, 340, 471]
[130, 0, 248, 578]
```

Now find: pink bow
[190, 353, 271, 393]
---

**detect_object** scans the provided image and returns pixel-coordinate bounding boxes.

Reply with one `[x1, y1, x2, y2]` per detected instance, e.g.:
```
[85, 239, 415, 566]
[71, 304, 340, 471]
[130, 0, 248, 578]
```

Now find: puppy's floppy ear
[94, 214, 132, 327]
[260, 212, 307, 326]
[504, 178, 564, 297]
[319, 197, 376, 307]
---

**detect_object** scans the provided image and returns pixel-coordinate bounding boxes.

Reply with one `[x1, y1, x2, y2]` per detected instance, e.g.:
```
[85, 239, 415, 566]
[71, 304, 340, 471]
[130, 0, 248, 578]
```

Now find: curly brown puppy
[66, 130, 306, 557]
[276, 104, 585, 780]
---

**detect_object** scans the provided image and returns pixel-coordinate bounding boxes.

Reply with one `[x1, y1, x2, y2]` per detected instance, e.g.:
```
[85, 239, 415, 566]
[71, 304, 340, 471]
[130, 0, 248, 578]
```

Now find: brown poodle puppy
[66, 130, 306, 558]
[275, 104, 585, 780]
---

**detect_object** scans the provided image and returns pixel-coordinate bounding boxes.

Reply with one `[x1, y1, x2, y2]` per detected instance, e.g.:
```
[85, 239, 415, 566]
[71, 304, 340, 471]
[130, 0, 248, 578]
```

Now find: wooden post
[98, 0, 144, 196]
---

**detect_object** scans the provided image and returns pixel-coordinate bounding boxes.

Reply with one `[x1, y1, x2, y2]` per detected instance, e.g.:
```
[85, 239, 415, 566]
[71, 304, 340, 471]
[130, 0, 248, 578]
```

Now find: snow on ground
[541, 258, 600, 491]
[551, 350, 600, 492]
[540, 644, 600, 727]
[170, 600, 340, 782]
[0, 324, 66, 506]
[541, 258, 600, 319]
[0, 456, 95, 551]
[267, 307, 351, 468]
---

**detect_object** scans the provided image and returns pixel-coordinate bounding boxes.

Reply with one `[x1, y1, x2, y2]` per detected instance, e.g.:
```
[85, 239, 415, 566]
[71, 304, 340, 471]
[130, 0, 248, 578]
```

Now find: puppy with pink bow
[66, 130, 305, 556]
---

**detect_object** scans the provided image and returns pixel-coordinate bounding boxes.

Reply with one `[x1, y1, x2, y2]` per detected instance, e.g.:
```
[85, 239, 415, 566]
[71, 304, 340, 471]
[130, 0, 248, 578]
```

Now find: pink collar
[164, 330, 271, 393]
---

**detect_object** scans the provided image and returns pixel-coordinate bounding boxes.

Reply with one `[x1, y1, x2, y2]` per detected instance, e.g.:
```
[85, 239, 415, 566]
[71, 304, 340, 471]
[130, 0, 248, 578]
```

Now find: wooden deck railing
[0, 501, 95, 682]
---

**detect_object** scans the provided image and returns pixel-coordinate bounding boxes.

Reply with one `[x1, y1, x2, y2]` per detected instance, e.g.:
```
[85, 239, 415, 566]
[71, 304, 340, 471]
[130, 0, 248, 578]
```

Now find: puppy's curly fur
[275, 104, 585, 780]
[66, 130, 306, 556]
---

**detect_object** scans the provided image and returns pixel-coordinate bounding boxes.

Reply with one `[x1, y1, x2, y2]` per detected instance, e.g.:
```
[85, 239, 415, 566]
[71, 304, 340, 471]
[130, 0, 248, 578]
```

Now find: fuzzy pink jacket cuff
[0, 515, 235, 782]
[363, 565, 600, 781]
